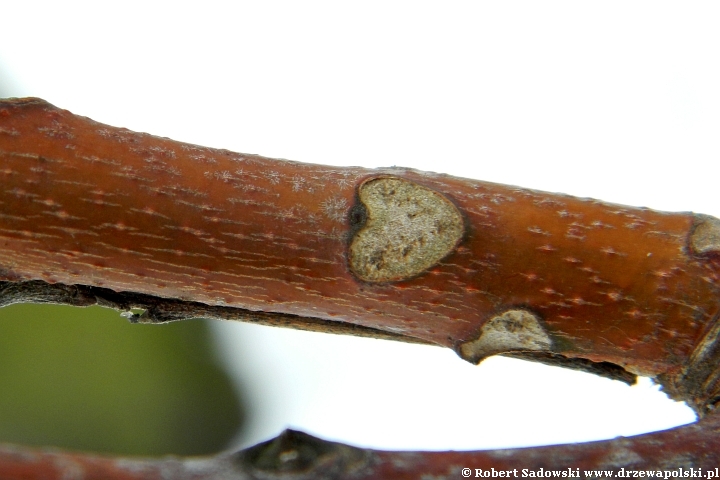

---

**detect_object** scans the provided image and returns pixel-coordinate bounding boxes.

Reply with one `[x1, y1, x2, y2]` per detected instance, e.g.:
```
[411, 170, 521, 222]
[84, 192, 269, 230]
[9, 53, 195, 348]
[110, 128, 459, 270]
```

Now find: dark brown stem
[2, 415, 720, 480]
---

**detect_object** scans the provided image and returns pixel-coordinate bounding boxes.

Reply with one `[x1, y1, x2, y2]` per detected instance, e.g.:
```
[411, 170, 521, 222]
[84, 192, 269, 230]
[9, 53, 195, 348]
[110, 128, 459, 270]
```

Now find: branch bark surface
[2, 98, 720, 477]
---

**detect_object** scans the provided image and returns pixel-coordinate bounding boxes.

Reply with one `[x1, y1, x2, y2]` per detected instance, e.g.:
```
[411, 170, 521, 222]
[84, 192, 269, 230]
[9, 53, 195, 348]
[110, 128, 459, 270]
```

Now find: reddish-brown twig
[1, 98, 720, 477]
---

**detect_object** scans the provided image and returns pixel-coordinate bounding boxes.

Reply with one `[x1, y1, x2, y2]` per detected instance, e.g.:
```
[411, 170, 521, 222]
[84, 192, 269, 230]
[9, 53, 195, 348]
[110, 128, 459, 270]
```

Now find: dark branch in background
[2, 416, 720, 480]
[0, 279, 426, 345]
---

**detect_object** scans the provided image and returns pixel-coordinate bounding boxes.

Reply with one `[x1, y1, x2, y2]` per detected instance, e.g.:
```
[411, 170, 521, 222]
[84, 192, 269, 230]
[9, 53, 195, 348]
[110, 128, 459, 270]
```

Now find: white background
[1, 2, 718, 452]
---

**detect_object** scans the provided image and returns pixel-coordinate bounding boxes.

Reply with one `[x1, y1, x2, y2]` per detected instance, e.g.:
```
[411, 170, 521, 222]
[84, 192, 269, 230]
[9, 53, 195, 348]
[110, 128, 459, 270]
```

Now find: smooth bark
[1, 98, 720, 477]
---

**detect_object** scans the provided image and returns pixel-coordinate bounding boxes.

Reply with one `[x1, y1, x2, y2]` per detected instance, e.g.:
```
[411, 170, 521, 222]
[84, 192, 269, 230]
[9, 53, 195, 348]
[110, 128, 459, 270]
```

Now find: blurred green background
[0, 304, 245, 455]
[0, 67, 242, 458]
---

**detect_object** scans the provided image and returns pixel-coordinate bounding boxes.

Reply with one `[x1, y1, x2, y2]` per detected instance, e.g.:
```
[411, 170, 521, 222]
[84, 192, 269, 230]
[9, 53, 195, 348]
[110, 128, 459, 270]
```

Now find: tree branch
[2, 414, 720, 480]
[2, 97, 720, 476]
